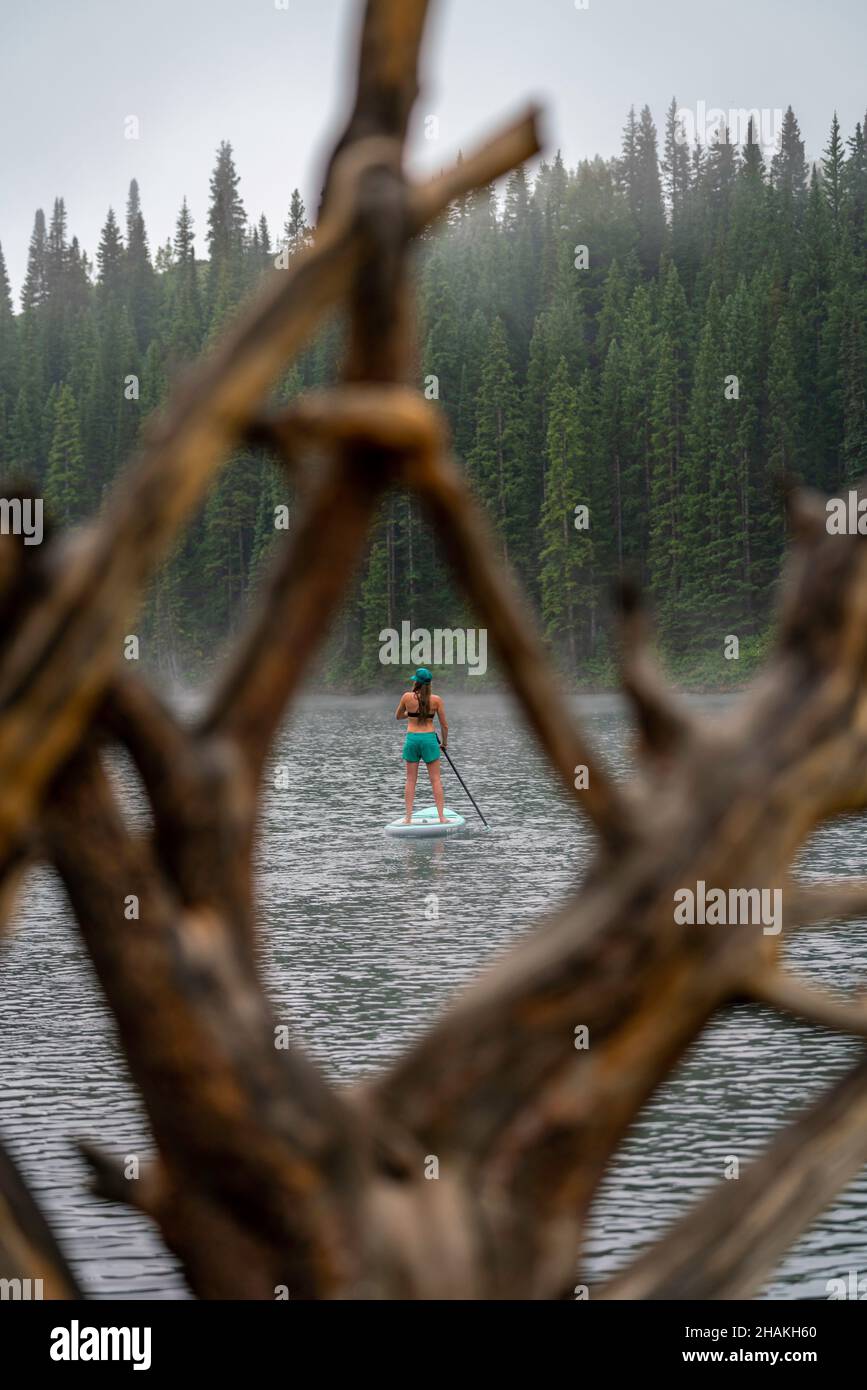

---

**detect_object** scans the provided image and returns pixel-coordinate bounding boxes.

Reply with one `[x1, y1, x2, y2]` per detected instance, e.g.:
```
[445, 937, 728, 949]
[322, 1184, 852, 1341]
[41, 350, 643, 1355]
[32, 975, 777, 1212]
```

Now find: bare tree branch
[787, 878, 867, 928]
[407, 446, 633, 850]
[0, 1139, 81, 1298]
[3, 0, 867, 1305]
[749, 967, 867, 1036]
[44, 742, 365, 1298]
[616, 579, 696, 763]
[601, 1053, 867, 1300]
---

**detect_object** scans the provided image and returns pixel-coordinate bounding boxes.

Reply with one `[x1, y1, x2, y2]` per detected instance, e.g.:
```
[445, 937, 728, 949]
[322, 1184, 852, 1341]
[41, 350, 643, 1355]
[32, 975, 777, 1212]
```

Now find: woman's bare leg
[427, 758, 445, 821]
[404, 761, 420, 822]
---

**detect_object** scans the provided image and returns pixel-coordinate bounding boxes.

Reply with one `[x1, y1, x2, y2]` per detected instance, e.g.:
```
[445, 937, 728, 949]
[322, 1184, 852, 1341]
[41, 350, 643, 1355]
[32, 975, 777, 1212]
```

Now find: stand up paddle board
[384, 805, 466, 837]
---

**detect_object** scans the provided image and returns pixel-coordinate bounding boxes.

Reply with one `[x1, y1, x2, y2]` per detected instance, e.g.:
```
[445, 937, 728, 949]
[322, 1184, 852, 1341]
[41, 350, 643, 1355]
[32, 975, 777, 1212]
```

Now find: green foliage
[44, 382, 85, 523]
[468, 316, 530, 577]
[539, 360, 595, 669]
[3, 100, 867, 688]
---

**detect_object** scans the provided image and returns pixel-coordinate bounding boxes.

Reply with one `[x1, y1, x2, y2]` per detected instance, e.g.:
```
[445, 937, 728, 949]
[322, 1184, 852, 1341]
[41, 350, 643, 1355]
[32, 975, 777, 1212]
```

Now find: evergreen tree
[634, 105, 666, 272]
[45, 198, 69, 303]
[257, 213, 273, 271]
[539, 359, 594, 671]
[678, 289, 725, 642]
[648, 330, 681, 629]
[421, 240, 462, 414]
[648, 263, 691, 633]
[44, 383, 86, 523]
[839, 285, 867, 481]
[728, 119, 768, 281]
[206, 141, 247, 325]
[598, 337, 627, 581]
[124, 179, 156, 348]
[468, 317, 528, 575]
[766, 309, 803, 481]
[662, 97, 691, 218]
[525, 241, 588, 529]
[165, 198, 203, 363]
[792, 169, 833, 487]
[359, 513, 391, 686]
[770, 106, 808, 231]
[96, 208, 124, 295]
[283, 189, 308, 257]
[501, 166, 539, 362]
[0, 243, 17, 458]
[843, 120, 867, 242]
[21, 209, 48, 313]
[618, 106, 639, 213]
[618, 284, 657, 580]
[703, 127, 738, 248]
[595, 257, 630, 364]
[822, 113, 845, 230]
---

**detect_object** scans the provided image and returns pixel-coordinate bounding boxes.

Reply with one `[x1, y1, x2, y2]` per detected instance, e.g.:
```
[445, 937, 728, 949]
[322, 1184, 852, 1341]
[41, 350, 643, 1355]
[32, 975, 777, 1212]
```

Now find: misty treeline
[0, 101, 865, 686]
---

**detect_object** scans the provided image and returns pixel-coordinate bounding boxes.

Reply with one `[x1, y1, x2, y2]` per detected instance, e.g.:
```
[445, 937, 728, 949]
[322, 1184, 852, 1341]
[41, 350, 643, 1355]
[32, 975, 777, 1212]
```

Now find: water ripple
[1, 692, 865, 1299]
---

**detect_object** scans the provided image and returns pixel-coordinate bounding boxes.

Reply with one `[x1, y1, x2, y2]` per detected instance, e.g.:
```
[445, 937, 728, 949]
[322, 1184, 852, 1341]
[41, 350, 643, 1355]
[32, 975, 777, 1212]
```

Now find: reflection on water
[1, 693, 865, 1298]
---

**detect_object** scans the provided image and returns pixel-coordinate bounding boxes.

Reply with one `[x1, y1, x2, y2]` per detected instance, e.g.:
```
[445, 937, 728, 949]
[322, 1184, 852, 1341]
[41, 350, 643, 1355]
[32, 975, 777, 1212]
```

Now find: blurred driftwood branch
[2, 0, 867, 1300]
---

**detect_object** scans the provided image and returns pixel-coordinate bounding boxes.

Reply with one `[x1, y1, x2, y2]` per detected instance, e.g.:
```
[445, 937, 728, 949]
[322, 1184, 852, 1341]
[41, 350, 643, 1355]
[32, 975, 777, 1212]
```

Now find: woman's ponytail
[413, 680, 432, 721]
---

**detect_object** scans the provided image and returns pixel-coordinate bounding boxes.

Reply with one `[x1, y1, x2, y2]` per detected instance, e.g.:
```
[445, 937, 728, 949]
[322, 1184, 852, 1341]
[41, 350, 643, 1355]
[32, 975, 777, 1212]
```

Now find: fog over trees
[1, 102, 865, 685]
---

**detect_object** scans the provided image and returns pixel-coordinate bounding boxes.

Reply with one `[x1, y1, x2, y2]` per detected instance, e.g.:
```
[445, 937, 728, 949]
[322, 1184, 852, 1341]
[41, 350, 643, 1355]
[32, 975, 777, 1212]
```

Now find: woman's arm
[396, 693, 418, 720]
[436, 696, 448, 749]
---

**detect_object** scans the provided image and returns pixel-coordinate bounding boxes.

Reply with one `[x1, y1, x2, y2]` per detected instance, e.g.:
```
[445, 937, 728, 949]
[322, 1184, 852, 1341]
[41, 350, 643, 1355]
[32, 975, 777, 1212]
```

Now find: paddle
[436, 734, 489, 828]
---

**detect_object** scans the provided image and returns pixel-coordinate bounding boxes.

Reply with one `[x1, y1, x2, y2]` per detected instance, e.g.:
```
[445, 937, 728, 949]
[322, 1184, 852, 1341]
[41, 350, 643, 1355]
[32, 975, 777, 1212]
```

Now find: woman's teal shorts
[402, 732, 441, 763]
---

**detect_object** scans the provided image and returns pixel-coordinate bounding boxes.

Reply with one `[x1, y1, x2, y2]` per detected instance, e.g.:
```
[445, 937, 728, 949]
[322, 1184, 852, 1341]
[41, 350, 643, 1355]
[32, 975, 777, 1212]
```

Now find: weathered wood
[364, 485, 867, 1297]
[44, 742, 365, 1299]
[203, 458, 384, 785]
[0, 1141, 81, 1298]
[3, 0, 867, 1303]
[407, 443, 632, 849]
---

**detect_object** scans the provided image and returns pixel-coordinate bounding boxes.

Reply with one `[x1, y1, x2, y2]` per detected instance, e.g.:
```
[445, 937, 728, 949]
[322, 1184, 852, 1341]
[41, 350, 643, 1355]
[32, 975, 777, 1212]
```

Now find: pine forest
[1, 103, 866, 687]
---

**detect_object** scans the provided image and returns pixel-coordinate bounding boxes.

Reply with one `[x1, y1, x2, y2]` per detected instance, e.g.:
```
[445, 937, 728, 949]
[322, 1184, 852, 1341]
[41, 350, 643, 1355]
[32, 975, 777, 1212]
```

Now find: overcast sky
[2, 0, 865, 300]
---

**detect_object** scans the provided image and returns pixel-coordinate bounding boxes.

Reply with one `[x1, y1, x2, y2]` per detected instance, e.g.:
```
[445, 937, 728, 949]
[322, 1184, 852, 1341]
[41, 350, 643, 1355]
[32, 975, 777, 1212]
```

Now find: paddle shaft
[436, 735, 489, 827]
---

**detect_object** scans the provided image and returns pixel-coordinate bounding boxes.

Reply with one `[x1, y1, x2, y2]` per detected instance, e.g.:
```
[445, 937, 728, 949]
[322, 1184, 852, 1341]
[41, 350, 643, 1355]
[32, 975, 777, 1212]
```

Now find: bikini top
[406, 699, 433, 721]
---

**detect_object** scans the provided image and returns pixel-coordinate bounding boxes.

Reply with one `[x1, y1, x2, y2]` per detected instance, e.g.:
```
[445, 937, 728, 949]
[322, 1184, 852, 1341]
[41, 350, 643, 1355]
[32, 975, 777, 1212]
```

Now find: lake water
[2, 692, 866, 1299]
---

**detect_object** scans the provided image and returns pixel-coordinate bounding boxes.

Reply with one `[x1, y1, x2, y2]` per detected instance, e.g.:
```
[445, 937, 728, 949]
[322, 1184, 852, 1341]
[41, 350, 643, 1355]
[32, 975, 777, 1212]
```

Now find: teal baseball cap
[413, 667, 433, 683]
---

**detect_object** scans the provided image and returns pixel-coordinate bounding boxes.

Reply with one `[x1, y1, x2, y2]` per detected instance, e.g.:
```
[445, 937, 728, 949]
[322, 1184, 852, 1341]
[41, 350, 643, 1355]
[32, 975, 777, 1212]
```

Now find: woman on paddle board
[395, 667, 449, 824]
